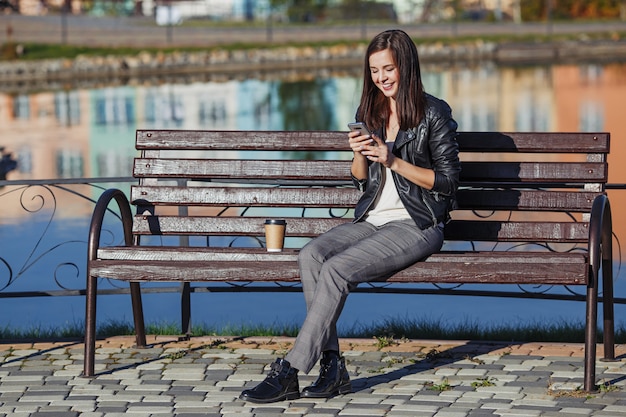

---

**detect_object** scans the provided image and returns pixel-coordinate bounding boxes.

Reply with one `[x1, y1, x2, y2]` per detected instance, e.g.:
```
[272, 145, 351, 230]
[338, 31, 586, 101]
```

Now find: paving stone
[1, 337, 626, 416]
[558, 407, 595, 415]
[466, 412, 499, 417]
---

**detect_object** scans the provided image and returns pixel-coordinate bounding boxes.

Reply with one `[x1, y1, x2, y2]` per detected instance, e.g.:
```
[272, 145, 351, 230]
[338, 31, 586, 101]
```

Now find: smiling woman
[238, 29, 462, 403]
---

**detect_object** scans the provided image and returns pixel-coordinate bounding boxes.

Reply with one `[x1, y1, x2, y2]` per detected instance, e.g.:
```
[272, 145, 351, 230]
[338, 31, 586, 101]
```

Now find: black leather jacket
[352, 94, 461, 230]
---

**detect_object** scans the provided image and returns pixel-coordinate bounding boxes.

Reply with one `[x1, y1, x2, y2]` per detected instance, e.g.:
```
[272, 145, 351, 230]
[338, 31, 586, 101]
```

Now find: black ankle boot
[301, 350, 352, 398]
[239, 358, 300, 403]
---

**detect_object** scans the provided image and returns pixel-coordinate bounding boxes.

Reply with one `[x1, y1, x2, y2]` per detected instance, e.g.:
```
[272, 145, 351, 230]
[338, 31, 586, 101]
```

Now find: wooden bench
[84, 129, 615, 391]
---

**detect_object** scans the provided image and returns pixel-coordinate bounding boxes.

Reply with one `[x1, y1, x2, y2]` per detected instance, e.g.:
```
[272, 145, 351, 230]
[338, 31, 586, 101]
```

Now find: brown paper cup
[264, 219, 286, 252]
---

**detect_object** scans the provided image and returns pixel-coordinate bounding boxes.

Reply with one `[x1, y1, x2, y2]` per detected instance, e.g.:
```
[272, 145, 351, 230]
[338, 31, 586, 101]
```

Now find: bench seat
[92, 248, 588, 284]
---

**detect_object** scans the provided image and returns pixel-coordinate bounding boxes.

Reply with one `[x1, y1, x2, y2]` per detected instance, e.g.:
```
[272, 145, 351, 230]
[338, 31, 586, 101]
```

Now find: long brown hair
[356, 29, 427, 131]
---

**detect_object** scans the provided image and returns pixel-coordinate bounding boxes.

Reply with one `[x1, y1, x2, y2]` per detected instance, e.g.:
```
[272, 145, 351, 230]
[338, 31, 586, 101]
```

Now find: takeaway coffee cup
[264, 219, 287, 252]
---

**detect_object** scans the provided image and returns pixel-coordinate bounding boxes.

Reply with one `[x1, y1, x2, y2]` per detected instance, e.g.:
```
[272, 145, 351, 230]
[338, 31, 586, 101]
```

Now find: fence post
[167, 1, 173, 44]
[546, 0, 553, 36]
[359, 2, 367, 40]
[266, 4, 273, 43]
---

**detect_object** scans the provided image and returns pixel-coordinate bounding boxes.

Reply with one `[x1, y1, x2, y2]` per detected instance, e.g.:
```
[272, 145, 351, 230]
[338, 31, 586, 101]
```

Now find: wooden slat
[132, 216, 350, 236]
[455, 189, 600, 212]
[91, 260, 300, 282]
[393, 252, 587, 284]
[133, 159, 352, 181]
[98, 247, 301, 262]
[90, 250, 587, 285]
[131, 186, 361, 207]
[136, 130, 609, 154]
[136, 130, 351, 151]
[132, 159, 607, 184]
[131, 215, 589, 243]
[460, 162, 607, 183]
[444, 220, 589, 242]
[131, 186, 601, 212]
[132, 187, 601, 213]
[456, 132, 609, 153]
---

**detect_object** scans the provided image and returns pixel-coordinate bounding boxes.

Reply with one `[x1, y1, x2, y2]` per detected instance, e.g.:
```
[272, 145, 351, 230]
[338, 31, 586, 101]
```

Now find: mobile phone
[348, 122, 372, 137]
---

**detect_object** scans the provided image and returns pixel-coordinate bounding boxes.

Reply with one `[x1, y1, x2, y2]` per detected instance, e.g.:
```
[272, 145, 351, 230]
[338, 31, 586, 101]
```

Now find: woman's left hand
[361, 136, 395, 168]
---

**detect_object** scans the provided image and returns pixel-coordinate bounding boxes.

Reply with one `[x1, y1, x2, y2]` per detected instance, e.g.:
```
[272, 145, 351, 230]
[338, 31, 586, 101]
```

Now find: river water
[1, 59, 625, 334]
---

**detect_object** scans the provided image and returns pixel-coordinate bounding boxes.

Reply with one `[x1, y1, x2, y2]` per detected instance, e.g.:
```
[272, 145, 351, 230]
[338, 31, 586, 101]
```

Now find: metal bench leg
[181, 282, 192, 340]
[83, 273, 97, 377]
[601, 203, 615, 361]
[602, 263, 616, 361]
[130, 281, 147, 348]
[584, 283, 598, 392]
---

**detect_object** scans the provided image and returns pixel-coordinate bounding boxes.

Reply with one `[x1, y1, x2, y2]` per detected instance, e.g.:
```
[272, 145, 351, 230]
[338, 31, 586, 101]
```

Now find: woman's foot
[239, 358, 300, 403]
[301, 350, 352, 398]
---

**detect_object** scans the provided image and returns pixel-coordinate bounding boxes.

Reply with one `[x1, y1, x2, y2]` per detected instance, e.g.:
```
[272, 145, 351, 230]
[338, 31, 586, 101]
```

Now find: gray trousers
[285, 218, 444, 373]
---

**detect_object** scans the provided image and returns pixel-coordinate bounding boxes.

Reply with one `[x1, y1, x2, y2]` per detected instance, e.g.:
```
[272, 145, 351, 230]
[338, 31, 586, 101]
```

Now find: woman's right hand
[348, 130, 376, 156]
[349, 130, 376, 181]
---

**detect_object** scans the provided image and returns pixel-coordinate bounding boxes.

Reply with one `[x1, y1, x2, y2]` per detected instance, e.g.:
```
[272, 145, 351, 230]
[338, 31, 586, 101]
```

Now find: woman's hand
[348, 130, 433, 188]
[348, 130, 375, 180]
[348, 130, 376, 156]
[354, 133, 395, 168]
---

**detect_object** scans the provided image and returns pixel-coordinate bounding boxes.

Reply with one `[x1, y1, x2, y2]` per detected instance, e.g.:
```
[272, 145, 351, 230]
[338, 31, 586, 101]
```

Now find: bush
[0, 42, 22, 60]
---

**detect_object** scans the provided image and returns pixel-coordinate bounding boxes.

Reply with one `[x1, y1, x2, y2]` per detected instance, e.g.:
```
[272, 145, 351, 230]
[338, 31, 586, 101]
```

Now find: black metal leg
[181, 282, 191, 340]
[584, 283, 598, 392]
[130, 281, 147, 348]
[601, 216, 615, 361]
[83, 274, 97, 377]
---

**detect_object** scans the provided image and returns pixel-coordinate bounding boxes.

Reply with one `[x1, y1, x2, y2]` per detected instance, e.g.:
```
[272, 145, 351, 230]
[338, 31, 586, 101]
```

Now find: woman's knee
[298, 239, 326, 289]
[298, 237, 326, 266]
[317, 257, 360, 293]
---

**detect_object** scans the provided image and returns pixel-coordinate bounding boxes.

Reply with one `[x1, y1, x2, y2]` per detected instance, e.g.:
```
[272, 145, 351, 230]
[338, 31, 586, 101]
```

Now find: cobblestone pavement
[0, 335, 625, 416]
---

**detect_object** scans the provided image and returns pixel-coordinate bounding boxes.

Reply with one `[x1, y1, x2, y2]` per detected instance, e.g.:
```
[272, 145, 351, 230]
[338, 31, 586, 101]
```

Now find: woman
[240, 29, 461, 404]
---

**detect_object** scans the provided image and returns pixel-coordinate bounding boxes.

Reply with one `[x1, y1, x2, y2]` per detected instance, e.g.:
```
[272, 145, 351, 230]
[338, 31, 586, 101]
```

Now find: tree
[520, 0, 622, 21]
[270, 0, 330, 22]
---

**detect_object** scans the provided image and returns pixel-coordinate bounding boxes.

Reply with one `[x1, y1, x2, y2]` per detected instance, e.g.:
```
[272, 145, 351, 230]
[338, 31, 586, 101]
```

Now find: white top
[365, 142, 411, 227]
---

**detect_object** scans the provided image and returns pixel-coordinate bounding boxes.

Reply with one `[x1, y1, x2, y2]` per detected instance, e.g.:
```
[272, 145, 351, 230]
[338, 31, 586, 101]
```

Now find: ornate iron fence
[0, 177, 624, 332]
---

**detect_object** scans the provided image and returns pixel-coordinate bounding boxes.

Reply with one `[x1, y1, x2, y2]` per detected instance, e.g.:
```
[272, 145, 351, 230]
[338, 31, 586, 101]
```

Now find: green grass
[1, 316, 624, 344]
[342, 316, 603, 343]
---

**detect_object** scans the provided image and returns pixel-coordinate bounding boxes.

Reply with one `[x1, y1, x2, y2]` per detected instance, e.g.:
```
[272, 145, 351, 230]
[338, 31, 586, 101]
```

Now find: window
[12, 95, 30, 120]
[56, 149, 84, 178]
[579, 101, 604, 132]
[54, 90, 81, 126]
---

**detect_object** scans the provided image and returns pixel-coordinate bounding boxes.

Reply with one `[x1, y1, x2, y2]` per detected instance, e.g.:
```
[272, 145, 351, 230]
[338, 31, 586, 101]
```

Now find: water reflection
[2, 61, 626, 236]
[2, 62, 625, 178]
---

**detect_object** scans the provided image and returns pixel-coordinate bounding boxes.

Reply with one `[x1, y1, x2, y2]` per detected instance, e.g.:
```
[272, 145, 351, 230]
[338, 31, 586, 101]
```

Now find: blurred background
[1, 0, 625, 29]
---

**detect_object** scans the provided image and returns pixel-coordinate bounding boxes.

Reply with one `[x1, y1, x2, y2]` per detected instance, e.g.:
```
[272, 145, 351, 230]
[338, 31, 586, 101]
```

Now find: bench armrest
[87, 188, 133, 261]
[588, 194, 612, 275]
[588, 193, 615, 363]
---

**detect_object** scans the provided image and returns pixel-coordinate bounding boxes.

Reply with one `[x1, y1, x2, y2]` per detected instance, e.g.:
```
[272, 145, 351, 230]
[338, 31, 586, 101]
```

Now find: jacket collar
[393, 128, 416, 149]
[375, 122, 417, 149]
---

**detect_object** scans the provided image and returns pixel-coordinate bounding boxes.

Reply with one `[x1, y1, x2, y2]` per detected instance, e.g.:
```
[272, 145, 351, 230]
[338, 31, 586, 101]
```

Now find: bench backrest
[131, 130, 609, 249]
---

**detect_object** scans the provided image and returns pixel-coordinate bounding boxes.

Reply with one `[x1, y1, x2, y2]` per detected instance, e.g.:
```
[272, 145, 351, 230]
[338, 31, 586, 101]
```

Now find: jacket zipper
[416, 127, 426, 154]
[421, 190, 438, 227]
